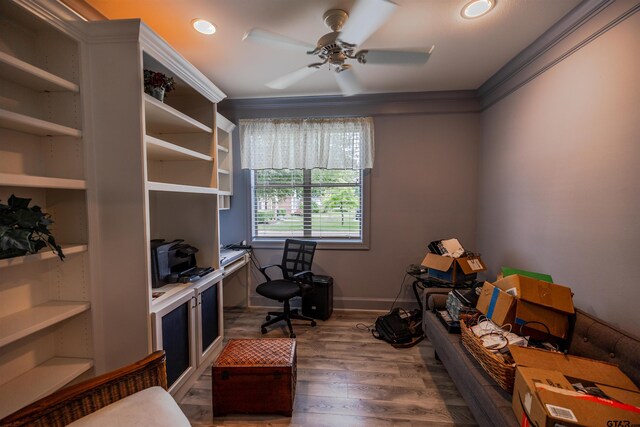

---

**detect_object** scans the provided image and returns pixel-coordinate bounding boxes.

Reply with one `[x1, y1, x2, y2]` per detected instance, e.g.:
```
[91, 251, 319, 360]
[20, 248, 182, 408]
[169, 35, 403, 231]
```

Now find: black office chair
[256, 239, 318, 338]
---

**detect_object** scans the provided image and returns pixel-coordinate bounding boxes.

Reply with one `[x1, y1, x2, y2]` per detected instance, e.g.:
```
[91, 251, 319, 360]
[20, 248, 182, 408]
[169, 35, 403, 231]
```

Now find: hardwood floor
[179, 308, 477, 426]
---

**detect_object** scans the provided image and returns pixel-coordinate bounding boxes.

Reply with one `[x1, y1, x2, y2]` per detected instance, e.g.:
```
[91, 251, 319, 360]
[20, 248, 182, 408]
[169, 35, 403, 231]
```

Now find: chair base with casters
[255, 239, 318, 338]
[261, 299, 317, 338]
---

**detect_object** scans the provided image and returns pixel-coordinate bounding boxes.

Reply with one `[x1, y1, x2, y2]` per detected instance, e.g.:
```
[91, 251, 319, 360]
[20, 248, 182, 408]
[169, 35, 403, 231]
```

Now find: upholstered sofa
[422, 289, 640, 427]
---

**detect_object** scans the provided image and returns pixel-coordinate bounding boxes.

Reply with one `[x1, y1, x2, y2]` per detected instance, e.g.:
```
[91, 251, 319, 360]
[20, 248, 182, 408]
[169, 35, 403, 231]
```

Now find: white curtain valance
[240, 117, 374, 170]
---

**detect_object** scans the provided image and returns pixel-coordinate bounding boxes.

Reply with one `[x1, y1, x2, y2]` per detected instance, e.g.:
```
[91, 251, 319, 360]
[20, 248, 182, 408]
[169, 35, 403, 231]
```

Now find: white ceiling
[85, 0, 581, 99]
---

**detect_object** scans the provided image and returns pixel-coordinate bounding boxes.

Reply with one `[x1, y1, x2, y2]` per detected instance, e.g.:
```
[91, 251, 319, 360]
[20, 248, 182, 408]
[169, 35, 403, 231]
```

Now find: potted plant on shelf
[0, 195, 65, 261]
[144, 69, 176, 102]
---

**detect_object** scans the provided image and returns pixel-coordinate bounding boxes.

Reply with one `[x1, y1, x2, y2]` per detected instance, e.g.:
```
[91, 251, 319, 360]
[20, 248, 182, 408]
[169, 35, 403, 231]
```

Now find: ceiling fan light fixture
[192, 19, 216, 35]
[244, 0, 432, 97]
[461, 0, 495, 19]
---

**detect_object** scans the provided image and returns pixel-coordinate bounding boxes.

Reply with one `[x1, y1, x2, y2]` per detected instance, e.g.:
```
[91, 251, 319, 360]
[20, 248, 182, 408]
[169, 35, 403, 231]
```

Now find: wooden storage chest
[212, 338, 297, 417]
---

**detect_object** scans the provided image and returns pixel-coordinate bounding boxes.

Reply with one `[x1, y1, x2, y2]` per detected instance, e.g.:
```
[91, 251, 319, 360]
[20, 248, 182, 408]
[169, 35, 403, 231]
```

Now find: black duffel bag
[372, 308, 424, 348]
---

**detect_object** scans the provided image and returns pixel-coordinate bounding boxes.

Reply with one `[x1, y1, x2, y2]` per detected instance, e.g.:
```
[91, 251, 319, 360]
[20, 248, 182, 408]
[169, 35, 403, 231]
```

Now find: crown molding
[59, 2, 227, 104]
[479, 0, 639, 109]
[80, 19, 227, 103]
[139, 22, 227, 103]
[12, 0, 87, 40]
[216, 112, 236, 132]
[81, 19, 143, 43]
[59, 0, 107, 21]
[219, 90, 480, 119]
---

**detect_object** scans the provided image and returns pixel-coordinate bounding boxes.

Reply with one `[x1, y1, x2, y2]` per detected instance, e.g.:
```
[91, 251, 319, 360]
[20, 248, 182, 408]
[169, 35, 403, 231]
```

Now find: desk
[220, 249, 250, 307]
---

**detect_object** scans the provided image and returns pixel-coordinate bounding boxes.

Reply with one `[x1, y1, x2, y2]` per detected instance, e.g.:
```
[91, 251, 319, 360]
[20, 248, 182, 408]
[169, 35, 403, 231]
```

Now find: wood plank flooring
[179, 308, 477, 426]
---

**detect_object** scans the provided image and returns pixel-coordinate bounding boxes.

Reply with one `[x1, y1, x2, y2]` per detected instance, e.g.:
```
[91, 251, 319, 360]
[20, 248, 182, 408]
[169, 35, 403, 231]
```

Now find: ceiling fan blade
[360, 46, 435, 65]
[266, 66, 320, 90]
[339, 0, 397, 47]
[335, 68, 362, 97]
[243, 28, 315, 51]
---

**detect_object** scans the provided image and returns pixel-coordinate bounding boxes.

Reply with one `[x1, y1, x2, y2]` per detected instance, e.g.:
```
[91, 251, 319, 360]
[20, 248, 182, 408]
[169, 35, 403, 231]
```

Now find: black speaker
[302, 275, 333, 320]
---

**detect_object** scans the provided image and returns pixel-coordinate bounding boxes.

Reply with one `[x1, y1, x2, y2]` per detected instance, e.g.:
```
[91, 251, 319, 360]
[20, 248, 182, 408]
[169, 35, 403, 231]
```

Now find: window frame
[245, 169, 371, 250]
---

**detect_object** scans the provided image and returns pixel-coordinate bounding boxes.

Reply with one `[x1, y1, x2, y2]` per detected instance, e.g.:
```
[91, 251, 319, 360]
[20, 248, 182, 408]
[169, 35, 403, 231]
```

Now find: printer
[150, 239, 214, 288]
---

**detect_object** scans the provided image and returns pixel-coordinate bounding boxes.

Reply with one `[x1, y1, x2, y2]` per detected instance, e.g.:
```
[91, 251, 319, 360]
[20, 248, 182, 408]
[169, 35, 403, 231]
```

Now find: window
[251, 169, 365, 242]
[240, 117, 373, 247]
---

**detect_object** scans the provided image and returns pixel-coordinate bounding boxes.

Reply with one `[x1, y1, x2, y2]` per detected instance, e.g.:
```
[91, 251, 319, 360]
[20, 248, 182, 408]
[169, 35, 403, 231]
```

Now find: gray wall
[219, 93, 482, 309]
[220, 2, 640, 331]
[477, 8, 640, 335]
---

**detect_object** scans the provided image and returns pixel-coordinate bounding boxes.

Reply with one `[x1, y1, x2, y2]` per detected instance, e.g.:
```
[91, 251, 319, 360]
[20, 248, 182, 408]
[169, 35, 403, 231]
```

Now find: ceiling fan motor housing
[316, 32, 352, 66]
[323, 9, 348, 31]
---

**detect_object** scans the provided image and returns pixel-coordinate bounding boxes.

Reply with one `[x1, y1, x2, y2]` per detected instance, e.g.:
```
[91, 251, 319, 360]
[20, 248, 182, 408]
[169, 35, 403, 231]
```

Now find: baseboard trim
[248, 295, 419, 311]
[333, 297, 418, 311]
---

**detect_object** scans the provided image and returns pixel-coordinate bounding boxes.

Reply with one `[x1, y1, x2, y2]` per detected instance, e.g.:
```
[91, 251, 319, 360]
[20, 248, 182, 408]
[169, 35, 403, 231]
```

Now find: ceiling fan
[242, 0, 435, 96]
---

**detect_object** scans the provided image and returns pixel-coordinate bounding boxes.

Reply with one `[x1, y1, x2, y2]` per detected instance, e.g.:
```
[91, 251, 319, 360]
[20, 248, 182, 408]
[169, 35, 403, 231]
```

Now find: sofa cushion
[67, 386, 190, 427]
[569, 308, 640, 387]
[424, 311, 517, 427]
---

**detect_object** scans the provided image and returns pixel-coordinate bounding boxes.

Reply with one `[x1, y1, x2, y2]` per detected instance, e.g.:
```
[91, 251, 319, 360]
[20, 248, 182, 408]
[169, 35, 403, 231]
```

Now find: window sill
[250, 238, 369, 251]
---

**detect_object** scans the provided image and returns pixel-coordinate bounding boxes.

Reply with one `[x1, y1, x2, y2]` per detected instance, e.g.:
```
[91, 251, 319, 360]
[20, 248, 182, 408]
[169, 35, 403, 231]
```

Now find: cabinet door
[195, 277, 223, 364]
[151, 290, 196, 391]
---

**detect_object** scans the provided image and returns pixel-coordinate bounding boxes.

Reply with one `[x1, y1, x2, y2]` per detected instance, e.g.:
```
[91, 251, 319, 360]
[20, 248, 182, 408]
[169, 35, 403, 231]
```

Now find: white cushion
[67, 386, 190, 427]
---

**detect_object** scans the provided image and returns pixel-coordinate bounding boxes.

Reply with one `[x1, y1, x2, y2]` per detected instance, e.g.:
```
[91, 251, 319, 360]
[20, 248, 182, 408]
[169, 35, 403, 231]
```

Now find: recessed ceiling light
[461, 0, 495, 19]
[192, 19, 216, 35]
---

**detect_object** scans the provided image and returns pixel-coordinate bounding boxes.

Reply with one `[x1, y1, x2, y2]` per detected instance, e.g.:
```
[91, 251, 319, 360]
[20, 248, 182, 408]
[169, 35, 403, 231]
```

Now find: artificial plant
[0, 195, 65, 260]
[143, 69, 176, 95]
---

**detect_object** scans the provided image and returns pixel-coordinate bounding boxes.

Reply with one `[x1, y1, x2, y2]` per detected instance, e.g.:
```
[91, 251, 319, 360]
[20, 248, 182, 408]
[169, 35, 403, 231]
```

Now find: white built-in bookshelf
[0, 3, 231, 416]
[81, 18, 227, 401]
[0, 0, 92, 418]
[216, 113, 236, 210]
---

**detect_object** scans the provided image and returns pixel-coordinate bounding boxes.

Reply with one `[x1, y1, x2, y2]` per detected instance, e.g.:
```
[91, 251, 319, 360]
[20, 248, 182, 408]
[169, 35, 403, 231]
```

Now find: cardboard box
[501, 266, 554, 283]
[476, 275, 574, 339]
[511, 347, 640, 427]
[421, 253, 486, 284]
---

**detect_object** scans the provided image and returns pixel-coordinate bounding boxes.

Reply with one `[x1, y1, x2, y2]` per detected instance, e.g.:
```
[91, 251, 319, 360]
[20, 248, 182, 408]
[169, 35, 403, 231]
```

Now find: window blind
[251, 169, 363, 240]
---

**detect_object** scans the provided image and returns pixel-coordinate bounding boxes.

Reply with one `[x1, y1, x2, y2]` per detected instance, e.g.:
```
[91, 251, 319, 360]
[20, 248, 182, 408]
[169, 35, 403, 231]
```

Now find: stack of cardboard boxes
[474, 275, 640, 426]
[476, 274, 575, 340]
[419, 239, 640, 425]
[511, 346, 640, 426]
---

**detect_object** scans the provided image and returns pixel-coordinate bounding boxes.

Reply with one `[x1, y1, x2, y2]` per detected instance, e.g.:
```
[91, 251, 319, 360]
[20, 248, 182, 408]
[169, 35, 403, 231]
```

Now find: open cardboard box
[511, 346, 640, 427]
[421, 253, 486, 284]
[476, 274, 574, 339]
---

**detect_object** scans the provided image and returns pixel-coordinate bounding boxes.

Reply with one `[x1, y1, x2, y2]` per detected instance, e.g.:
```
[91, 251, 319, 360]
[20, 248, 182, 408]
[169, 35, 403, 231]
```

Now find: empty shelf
[0, 357, 93, 419]
[146, 135, 213, 161]
[0, 109, 81, 137]
[0, 51, 79, 92]
[144, 94, 212, 134]
[147, 181, 219, 195]
[0, 173, 86, 190]
[0, 301, 90, 348]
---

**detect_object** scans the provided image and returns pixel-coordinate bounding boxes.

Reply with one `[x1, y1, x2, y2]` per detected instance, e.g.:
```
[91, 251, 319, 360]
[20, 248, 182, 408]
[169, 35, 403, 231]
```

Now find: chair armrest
[259, 264, 283, 281]
[1, 351, 167, 427]
[292, 270, 314, 285]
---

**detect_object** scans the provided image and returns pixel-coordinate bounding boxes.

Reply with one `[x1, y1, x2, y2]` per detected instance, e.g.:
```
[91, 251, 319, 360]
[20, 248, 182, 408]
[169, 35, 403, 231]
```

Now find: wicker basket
[460, 318, 516, 393]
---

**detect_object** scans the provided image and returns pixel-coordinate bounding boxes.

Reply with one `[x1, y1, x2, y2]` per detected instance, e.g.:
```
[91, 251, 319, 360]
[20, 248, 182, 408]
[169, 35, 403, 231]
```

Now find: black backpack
[372, 308, 424, 348]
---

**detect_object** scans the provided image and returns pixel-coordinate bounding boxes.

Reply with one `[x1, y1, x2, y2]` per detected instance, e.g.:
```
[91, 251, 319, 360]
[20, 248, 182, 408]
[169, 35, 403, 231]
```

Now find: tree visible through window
[251, 169, 363, 240]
